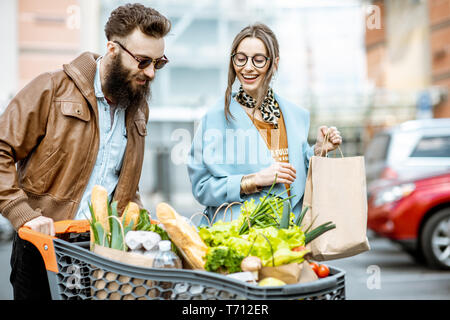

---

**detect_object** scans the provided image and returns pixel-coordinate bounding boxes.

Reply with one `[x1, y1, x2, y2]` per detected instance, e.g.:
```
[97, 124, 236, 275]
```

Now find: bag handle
[189, 202, 233, 227]
[210, 201, 242, 225]
[320, 129, 344, 158]
[189, 200, 241, 228]
[189, 211, 211, 227]
[223, 202, 242, 222]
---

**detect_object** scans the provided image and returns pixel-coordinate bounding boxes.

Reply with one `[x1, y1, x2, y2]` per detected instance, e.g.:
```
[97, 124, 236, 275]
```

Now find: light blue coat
[187, 93, 314, 226]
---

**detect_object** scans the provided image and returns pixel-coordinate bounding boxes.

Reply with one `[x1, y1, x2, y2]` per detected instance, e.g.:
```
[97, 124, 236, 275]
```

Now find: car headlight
[373, 183, 415, 207]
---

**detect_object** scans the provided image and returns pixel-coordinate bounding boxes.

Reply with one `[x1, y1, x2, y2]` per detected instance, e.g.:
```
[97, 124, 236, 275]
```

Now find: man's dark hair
[105, 3, 171, 40]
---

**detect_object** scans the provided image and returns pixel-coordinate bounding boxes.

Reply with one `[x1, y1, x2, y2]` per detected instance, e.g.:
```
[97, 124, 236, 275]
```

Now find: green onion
[305, 221, 336, 244]
[238, 175, 297, 234]
[279, 201, 291, 229]
[295, 205, 309, 227]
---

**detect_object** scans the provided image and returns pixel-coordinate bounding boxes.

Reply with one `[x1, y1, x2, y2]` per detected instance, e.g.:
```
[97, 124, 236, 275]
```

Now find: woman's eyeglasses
[113, 41, 169, 70]
[232, 52, 270, 68]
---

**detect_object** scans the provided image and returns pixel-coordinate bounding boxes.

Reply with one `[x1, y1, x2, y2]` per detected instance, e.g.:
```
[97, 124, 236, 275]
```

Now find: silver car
[365, 118, 450, 194]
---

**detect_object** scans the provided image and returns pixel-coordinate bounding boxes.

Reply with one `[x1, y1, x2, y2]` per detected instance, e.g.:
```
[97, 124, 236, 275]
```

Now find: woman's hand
[314, 126, 342, 156]
[254, 162, 297, 187]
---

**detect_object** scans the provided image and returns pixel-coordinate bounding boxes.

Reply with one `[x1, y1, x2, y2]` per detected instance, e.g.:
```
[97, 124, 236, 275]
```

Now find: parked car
[365, 118, 450, 195]
[367, 171, 450, 270]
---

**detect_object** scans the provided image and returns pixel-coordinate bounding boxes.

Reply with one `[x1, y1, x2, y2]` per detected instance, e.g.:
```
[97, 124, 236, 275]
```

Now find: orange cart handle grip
[54, 219, 90, 234]
[18, 220, 91, 273]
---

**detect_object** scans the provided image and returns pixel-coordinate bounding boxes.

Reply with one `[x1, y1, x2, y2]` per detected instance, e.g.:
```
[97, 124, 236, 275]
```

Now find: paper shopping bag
[259, 263, 302, 284]
[298, 261, 319, 283]
[301, 155, 370, 260]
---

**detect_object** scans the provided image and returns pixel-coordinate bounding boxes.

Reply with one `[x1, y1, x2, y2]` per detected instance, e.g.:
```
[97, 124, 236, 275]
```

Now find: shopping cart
[18, 220, 346, 300]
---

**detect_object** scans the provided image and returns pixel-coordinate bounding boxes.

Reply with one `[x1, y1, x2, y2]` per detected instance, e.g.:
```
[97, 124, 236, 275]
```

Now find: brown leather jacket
[0, 52, 148, 230]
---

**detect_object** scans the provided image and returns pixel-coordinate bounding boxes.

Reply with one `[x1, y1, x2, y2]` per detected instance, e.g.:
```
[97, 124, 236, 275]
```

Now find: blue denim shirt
[74, 57, 128, 219]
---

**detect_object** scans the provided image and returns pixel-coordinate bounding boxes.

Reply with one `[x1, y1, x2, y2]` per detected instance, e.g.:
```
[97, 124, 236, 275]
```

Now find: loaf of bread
[156, 203, 207, 270]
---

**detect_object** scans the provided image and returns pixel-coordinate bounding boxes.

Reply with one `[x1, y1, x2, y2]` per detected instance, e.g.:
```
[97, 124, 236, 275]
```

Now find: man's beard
[103, 53, 151, 112]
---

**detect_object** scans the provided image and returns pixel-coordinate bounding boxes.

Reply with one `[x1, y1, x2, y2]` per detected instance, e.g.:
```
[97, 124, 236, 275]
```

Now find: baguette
[156, 202, 207, 270]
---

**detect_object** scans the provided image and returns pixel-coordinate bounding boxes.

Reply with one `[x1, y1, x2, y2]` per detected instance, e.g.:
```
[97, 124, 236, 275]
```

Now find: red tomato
[309, 262, 319, 274]
[292, 246, 306, 252]
[317, 264, 330, 278]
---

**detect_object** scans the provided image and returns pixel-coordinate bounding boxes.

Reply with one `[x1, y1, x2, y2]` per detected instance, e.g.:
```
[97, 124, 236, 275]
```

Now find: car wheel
[420, 208, 450, 270]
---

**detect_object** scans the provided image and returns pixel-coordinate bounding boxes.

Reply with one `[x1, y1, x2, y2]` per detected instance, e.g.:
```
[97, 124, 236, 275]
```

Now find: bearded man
[0, 4, 171, 299]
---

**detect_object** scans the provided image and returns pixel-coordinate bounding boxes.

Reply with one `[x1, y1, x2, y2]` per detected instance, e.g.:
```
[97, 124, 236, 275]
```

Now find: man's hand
[254, 162, 297, 187]
[23, 216, 55, 236]
[314, 126, 342, 156]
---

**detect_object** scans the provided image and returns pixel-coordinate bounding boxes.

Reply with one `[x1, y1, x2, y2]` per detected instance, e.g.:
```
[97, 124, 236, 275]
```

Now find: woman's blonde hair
[224, 23, 280, 122]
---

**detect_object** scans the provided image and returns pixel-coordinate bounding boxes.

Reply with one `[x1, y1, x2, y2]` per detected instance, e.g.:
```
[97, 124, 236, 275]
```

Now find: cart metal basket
[18, 220, 346, 300]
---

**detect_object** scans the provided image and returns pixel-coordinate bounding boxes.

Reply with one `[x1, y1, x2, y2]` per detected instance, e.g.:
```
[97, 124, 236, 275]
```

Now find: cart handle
[18, 220, 90, 273]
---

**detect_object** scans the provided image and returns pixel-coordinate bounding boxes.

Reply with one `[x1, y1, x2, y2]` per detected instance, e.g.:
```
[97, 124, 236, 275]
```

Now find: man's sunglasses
[113, 40, 169, 70]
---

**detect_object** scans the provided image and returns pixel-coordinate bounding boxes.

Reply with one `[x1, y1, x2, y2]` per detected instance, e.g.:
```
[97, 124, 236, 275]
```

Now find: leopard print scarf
[235, 85, 281, 128]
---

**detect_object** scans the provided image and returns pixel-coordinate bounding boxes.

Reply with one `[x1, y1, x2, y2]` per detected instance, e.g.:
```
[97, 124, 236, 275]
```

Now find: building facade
[364, 0, 450, 142]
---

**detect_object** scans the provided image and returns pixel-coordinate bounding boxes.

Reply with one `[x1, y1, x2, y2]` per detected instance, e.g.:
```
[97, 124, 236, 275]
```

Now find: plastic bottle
[143, 247, 159, 260]
[152, 240, 182, 269]
[152, 240, 182, 299]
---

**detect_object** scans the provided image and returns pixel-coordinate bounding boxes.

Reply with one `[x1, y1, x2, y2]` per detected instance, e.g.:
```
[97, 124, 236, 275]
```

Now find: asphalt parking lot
[330, 233, 450, 300]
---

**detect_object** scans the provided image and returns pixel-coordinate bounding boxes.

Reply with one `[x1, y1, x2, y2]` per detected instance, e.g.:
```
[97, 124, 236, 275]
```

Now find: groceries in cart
[87, 185, 182, 265]
[87, 183, 336, 287]
[196, 187, 336, 285]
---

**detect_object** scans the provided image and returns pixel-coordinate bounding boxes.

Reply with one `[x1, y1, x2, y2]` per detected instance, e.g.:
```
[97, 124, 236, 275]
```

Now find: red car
[367, 172, 450, 270]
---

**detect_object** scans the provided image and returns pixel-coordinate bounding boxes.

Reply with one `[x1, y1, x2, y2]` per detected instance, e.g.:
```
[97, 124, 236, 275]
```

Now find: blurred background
[1, 0, 449, 214]
[0, 0, 449, 299]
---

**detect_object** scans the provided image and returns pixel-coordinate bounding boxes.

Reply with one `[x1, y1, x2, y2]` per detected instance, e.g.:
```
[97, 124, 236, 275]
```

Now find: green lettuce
[200, 199, 310, 273]
[199, 216, 243, 247]
[204, 246, 245, 273]
[247, 226, 307, 267]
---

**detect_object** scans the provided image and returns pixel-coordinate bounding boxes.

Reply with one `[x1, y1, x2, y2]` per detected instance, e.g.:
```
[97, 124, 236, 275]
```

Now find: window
[410, 136, 450, 158]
